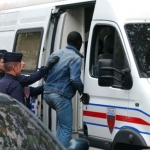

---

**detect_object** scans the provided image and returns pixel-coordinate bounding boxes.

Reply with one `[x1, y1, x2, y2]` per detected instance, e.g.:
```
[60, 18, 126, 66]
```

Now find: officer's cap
[0, 50, 7, 59]
[3, 52, 23, 63]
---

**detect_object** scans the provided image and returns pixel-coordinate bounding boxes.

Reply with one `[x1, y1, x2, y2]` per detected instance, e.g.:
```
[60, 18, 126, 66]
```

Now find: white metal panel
[128, 78, 150, 146]
[53, 12, 66, 51]
[0, 14, 6, 26]
[0, 0, 95, 11]
[0, 31, 15, 52]
[20, 8, 50, 24]
[61, 8, 85, 52]
[93, 0, 150, 23]
[16, 0, 65, 8]
[6, 12, 18, 26]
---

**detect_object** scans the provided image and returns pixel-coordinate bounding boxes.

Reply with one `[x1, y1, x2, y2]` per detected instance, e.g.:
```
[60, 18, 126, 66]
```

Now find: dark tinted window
[125, 24, 150, 77]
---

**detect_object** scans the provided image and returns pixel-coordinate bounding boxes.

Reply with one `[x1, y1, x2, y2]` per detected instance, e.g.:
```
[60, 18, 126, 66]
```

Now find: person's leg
[56, 121, 60, 139]
[44, 93, 72, 148]
[56, 98, 72, 148]
[44, 93, 61, 138]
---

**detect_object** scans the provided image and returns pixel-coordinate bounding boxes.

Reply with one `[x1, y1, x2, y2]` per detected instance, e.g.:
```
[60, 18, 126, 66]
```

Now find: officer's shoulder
[9, 80, 20, 87]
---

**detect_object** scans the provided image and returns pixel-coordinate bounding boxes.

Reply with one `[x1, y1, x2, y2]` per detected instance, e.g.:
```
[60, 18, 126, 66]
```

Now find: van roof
[0, 0, 95, 11]
[93, 0, 150, 24]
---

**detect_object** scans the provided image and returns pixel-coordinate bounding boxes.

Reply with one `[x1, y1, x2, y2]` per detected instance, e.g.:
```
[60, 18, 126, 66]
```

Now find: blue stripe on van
[83, 121, 150, 135]
[88, 103, 150, 117]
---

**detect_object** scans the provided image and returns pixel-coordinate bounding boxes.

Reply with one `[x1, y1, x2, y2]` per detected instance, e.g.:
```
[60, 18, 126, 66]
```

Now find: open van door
[42, 10, 67, 133]
[12, 5, 53, 118]
[43, 2, 95, 136]
[43, 8, 85, 135]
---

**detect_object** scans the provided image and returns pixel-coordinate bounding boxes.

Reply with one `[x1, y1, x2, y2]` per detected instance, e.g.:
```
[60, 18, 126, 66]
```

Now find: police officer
[0, 50, 59, 107]
[0, 49, 59, 86]
[0, 50, 7, 79]
[0, 52, 25, 103]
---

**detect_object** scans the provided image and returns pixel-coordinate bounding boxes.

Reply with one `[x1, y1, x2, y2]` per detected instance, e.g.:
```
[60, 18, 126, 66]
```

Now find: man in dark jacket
[0, 50, 59, 108]
[0, 50, 7, 79]
[0, 52, 25, 103]
[0, 49, 59, 85]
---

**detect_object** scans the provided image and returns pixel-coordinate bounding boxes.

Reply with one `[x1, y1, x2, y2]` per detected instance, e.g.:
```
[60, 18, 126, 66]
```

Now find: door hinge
[50, 11, 64, 23]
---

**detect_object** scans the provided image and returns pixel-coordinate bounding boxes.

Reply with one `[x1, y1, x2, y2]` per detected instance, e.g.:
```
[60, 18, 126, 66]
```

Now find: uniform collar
[0, 71, 5, 78]
[5, 73, 17, 80]
[66, 45, 84, 58]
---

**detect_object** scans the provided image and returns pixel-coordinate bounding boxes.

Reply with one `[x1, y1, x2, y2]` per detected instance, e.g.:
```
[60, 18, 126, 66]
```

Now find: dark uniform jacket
[0, 73, 25, 104]
[0, 66, 47, 106]
[18, 66, 48, 86]
[0, 66, 48, 85]
[0, 72, 5, 80]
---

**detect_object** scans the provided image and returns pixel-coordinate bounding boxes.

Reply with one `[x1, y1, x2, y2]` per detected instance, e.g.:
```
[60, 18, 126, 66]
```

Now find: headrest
[104, 34, 114, 49]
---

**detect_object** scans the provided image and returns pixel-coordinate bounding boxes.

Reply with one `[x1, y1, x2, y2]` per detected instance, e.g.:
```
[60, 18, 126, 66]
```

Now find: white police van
[0, 0, 150, 149]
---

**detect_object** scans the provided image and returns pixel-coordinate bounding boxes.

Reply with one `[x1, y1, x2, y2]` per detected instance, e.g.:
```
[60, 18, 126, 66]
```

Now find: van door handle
[135, 102, 139, 107]
[82, 93, 90, 104]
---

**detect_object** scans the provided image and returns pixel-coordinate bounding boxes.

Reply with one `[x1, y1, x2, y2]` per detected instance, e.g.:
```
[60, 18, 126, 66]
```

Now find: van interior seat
[99, 54, 113, 59]
[103, 34, 114, 54]
[91, 34, 114, 77]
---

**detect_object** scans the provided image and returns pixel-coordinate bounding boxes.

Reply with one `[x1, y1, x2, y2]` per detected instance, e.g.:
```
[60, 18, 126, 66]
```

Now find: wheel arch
[111, 128, 148, 150]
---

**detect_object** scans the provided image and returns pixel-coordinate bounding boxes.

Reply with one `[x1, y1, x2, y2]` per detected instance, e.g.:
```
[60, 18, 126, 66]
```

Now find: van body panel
[0, 0, 95, 11]
[93, 0, 150, 23]
[1, 0, 150, 149]
[0, 31, 15, 52]
[128, 77, 150, 146]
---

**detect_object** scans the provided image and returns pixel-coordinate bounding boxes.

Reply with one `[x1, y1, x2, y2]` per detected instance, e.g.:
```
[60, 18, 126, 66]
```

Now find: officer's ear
[12, 63, 16, 71]
[12, 62, 18, 71]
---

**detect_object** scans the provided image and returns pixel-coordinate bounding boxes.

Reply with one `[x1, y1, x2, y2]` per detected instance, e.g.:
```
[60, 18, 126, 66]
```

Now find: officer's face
[0, 59, 4, 72]
[15, 62, 21, 77]
[21, 61, 25, 71]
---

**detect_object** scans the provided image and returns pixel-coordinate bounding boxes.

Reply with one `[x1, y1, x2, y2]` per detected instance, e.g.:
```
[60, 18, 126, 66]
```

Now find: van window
[90, 25, 128, 85]
[125, 23, 150, 77]
[14, 29, 43, 72]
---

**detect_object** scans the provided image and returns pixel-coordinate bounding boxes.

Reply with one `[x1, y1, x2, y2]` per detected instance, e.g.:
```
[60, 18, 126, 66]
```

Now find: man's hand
[79, 94, 83, 102]
[47, 56, 59, 69]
